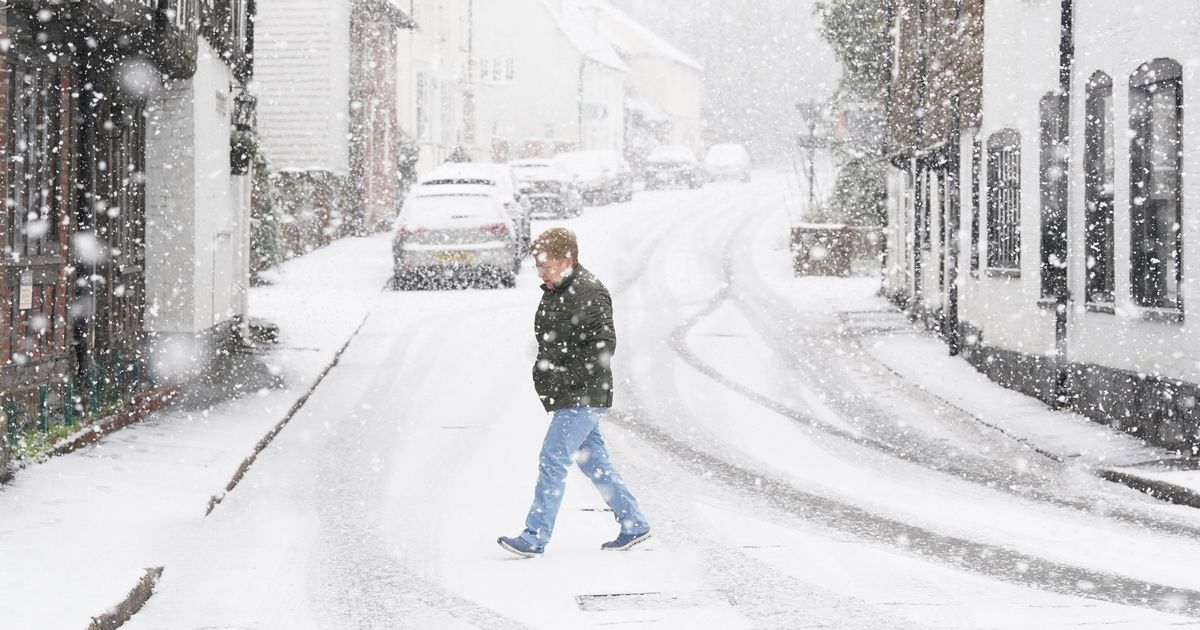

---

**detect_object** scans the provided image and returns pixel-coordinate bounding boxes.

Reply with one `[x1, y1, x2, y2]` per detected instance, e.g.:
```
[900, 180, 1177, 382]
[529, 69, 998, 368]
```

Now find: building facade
[398, 0, 477, 176]
[145, 0, 256, 379]
[255, 0, 414, 233]
[577, 0, 703, 155]
[1, 1, 198, 439]
[1, 1, 256, 458]
[473, 0, 627, 160]
[884, 0, 1200, 451]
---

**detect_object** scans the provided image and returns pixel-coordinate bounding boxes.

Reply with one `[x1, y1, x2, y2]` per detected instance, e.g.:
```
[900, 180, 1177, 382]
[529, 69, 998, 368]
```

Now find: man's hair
[530, 228, 578, 262]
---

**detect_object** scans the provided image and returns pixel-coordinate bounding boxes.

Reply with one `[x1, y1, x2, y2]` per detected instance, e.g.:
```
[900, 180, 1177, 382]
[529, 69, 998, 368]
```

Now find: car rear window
[404, 195, 500, 222]
[422, 178, 496, 188]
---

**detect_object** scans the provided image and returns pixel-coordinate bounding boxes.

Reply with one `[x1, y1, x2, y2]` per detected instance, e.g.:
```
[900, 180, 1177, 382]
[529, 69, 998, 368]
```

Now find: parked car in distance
[553, 150, 631, 205]
[392, 188, 521, 289]
[415, 162, 531, 254]
[509, 159, 584, 219]
[643, 145, 703, 190]
[592, 150, 634, 203]
[704, 143, 752, 182]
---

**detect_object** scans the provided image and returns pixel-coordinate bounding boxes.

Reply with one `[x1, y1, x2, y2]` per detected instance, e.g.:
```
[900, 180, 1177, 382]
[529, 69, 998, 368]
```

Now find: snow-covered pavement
[7, 169, 1200, 628]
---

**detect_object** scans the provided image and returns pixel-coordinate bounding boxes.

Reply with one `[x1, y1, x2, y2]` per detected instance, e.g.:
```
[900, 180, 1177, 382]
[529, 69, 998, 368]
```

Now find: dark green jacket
[532, 264, 616, 412]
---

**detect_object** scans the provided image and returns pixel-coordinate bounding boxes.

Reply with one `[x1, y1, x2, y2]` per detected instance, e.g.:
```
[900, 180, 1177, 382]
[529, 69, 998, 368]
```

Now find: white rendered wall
[975, 0, 1060, 359]
[254, 0, 351, 173]
[1066, 1, 1200, 383]
[627, 57, 701, 149]
[581, 62, 626, 151]
[145, 40, 248, 336]
[474, 0, 587, 149]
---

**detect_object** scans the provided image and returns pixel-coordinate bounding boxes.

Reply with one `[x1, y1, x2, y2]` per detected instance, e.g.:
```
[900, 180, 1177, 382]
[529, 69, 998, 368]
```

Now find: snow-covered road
[122, 169, 1200, 628]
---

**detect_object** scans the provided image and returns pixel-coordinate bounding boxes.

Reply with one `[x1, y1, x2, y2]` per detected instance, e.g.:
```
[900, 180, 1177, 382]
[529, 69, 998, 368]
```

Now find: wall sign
[18, 270, 33, 311]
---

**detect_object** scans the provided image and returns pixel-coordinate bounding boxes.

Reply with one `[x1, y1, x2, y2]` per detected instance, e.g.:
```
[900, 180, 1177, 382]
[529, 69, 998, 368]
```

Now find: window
[919, 168, 931, 252]
[986, 129, 1021, 272]
[1129, 58, 1183, 311]
[415, 72, 429, 141]
[1084, 71, 1115, 306]
[505, 58, 515, 82]
[1039, 91, 1069, 298]
[7, 62, 69, 260]
[491, 59, 503, 82]
[478, 59, 490, 82]
[970, 136, 982, 272]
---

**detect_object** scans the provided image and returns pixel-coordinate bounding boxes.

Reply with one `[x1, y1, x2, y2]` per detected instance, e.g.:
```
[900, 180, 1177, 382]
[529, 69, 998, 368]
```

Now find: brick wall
[889, 0, 983, 152]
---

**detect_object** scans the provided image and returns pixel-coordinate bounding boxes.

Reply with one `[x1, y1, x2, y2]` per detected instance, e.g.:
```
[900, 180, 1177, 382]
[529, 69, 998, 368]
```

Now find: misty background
[609, 0, 841, 160]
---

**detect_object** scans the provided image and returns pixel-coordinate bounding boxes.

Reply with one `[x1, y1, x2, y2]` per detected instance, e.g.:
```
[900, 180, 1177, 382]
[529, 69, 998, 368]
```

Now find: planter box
[790, 223, 884, 277]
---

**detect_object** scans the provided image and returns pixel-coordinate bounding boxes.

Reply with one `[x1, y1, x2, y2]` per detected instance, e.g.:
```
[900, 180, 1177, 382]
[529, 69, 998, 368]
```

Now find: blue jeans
[521, 407, 650, 547]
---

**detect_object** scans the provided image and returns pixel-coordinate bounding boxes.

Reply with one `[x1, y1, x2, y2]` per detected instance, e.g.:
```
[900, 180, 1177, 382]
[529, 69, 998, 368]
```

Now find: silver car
[392, 188, 522, 289]
[416, 163, 532, 255]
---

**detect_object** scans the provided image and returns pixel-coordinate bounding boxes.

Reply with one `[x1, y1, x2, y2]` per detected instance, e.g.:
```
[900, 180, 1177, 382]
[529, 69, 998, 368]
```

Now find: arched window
[987, 129, 1021, 272]
[1129, 58, 1183, 312]
[1084, 71, 1115, 307]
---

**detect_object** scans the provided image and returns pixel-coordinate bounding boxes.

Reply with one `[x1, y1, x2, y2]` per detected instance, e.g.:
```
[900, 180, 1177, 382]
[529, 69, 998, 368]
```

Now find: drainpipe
[578, 59, 586, 149]
[1053, 0, 1074, 408]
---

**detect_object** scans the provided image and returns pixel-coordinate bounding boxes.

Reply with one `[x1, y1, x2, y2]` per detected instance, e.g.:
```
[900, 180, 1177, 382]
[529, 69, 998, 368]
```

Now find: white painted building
[473, 0, 627, 160]
[884, 0, 1200, 450]
[145, 38, 251, 373]
[576, 0, 702, 151]
[398, 0, 477, 173]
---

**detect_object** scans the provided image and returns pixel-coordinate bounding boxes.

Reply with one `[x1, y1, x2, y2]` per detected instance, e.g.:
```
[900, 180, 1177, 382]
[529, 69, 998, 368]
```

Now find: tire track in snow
[607, 178, 1200, 619]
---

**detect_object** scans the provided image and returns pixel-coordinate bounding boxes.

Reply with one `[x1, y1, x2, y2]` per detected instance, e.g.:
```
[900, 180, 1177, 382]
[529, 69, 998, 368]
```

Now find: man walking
[498, 228, 651, 558]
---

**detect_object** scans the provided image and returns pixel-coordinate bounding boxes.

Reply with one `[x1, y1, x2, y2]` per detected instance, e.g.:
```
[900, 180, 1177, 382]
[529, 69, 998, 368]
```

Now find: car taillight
[397, 224, 425, 236]
[481, 223, 510, 235]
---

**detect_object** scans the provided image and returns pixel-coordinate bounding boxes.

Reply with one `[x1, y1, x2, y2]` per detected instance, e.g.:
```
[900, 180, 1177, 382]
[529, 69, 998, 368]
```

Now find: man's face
[534, 253, 574, 287]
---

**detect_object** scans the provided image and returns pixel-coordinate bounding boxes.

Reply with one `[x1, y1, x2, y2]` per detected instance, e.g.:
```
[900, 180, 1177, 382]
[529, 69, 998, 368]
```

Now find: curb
[1098, 468, 1200, 510]
[87, 567, 164, 630]
[53, 387, 180, 457]
[856, 327, 1200, 511]
[205, 314, 369, 516]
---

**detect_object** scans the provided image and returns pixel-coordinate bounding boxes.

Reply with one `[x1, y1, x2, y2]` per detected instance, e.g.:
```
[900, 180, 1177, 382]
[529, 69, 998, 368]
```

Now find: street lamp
[233, 91, 258, 134]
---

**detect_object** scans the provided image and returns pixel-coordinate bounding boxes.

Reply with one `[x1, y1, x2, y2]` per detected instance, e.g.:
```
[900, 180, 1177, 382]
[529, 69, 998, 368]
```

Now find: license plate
[434, 251, 475, 263]
[656, 172, 672, 180]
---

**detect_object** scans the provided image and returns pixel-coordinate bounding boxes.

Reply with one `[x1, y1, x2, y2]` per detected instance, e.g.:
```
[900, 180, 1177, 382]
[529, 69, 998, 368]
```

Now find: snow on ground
[0, 235, 392, 629]
[8, 170, 1200, 628]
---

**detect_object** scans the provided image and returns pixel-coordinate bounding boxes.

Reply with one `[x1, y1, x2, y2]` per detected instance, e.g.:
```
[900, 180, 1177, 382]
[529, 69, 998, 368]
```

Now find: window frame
[1128, 58, 1184, 314]
[986, 129, 1022, 274]
[1084, 71, 1115, 308]
[970, 135, 982, 274]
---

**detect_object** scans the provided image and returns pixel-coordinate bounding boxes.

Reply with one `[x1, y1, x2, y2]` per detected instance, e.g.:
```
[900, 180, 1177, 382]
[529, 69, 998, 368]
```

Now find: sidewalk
[863, 320, 1200, 510]
[0, 234, 392, 629]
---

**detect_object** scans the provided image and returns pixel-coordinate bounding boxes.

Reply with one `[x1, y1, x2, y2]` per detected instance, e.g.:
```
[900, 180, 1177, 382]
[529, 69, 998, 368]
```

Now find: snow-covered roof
[576, 0, 702, 71]
[542, 0, 629, 72]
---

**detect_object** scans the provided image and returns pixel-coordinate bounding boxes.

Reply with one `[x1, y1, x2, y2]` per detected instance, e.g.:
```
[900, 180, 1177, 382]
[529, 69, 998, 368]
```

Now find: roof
[542, 0, 629, 72]
[575, 0, 701, 71]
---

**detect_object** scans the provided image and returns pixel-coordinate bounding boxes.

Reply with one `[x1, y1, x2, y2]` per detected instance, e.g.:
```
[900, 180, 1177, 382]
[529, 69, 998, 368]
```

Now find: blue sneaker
[497, 535, 543, 558]
[601, 530, 652, 551]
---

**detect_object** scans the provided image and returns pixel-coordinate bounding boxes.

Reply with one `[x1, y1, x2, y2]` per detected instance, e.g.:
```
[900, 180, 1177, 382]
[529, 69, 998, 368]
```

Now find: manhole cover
[576, 591, 731, 612]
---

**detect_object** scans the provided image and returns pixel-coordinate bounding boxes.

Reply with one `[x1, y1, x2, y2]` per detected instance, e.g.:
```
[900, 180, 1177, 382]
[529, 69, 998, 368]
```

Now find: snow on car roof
[414, 183, 499, 197]
[421, 163, 501, 184]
